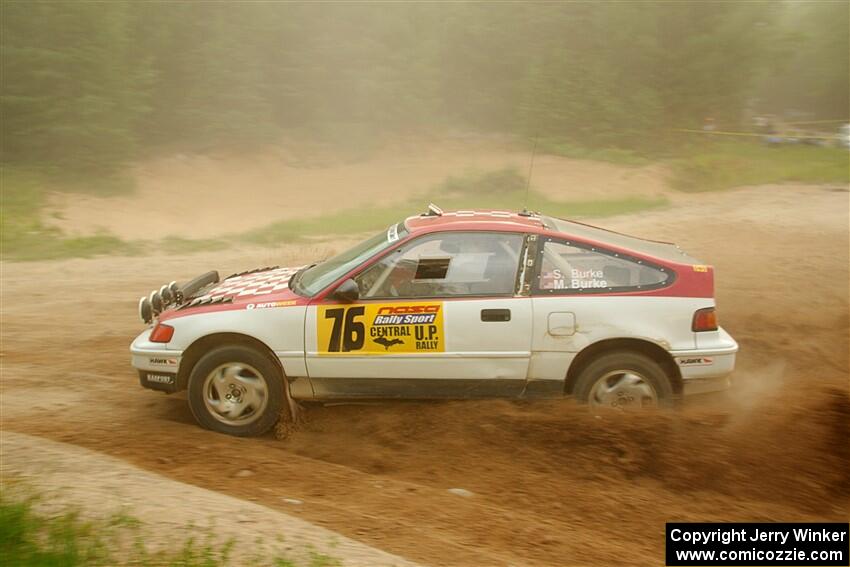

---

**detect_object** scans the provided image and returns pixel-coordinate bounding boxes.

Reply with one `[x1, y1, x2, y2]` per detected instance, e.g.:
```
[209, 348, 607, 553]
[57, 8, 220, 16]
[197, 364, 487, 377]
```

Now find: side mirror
[333, 278, 360, 303]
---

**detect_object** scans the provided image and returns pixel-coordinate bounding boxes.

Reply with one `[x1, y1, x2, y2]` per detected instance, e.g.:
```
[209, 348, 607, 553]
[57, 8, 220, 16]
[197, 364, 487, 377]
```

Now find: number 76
[324, 307, 365, 352]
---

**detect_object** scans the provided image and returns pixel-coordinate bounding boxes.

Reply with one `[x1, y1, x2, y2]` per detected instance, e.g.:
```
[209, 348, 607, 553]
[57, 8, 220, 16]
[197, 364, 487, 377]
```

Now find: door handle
[481, 308, 511, 322]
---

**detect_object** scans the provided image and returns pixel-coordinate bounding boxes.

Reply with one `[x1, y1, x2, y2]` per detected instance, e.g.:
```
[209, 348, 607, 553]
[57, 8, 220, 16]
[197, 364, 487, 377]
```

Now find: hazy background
[2, 1, 848, 172]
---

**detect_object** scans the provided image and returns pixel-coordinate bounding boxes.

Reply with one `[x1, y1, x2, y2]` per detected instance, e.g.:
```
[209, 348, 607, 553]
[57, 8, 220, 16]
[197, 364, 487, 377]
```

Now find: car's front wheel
[187, 345, 283, 436]
[573, 351, 673, 410]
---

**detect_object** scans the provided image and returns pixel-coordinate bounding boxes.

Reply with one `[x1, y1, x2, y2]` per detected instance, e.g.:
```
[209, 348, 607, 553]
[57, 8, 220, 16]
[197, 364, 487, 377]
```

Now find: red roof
[404, 208, 701, 266]
[405, 210, 546, 233]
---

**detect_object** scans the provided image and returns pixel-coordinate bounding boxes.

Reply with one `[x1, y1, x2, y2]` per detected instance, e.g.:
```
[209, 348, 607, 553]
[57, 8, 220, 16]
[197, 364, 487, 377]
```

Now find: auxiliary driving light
[139, 296, 153, 324]
[160, 284, 173, 304]
[169, 281, 182, 303]
[150, 290, 163, 314]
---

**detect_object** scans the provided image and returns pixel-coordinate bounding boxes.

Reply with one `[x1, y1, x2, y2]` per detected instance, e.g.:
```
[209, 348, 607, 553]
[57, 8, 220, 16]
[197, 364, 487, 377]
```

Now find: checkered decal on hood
[194, 266, 302, 301]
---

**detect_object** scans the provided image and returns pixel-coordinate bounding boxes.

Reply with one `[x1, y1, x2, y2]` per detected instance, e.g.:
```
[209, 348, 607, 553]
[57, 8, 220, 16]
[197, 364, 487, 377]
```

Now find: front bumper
[672, 327, 739, 396]
[131, 328, 184, 393]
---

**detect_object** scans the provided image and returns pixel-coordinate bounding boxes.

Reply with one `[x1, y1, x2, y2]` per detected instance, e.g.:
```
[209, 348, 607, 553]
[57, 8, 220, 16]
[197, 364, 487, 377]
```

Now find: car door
[304, 231, 533, 398]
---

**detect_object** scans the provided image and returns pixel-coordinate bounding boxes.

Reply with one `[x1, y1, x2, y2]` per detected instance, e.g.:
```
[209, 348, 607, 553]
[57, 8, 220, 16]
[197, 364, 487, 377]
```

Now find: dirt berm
[1, 431, 420, 566]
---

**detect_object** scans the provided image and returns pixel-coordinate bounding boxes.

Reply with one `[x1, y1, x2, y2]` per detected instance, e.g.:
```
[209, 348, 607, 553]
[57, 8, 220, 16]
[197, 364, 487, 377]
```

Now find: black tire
[187, 345, 283, 437]
[573, 351, 674, 409]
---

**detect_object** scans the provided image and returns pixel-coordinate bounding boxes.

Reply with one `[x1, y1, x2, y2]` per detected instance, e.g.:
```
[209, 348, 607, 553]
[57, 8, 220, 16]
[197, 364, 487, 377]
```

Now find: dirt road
[2, 184, 848, 566]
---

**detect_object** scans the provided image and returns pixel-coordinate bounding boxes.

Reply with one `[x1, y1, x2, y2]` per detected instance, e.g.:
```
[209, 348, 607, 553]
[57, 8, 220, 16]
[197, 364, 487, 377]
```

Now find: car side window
[536, 240, 670, 293]
[356, 232, 524, 299]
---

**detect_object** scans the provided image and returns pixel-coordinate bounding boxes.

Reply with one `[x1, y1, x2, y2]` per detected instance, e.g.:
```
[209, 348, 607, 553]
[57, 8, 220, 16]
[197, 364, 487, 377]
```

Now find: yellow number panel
[317, 302, 444, 355]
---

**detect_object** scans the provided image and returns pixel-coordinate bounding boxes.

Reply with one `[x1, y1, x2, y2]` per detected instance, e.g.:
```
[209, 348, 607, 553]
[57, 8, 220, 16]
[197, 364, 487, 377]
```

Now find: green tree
[1, 1, 150, 172]
[1, 1, 846, 175]
[755, 1, 850, 121]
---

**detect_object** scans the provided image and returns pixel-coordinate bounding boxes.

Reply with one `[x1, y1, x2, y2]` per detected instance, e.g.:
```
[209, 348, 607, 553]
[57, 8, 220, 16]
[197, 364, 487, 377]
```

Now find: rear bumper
[672, 327, 738, 396]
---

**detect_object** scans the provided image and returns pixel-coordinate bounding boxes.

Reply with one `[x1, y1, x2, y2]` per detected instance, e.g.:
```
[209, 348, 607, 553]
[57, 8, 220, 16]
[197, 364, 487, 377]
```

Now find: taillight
[150, 323, 174, 343]
[692, 307, 718, 332]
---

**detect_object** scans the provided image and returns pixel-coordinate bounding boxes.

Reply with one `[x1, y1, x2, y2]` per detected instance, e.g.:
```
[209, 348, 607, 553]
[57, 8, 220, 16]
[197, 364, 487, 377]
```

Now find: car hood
[192, 265, 304, 303]
[148, 265, 309, 324]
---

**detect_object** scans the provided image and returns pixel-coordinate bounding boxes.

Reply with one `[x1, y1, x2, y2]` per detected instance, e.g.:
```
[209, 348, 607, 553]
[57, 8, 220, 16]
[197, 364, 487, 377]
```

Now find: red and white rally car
[131, 205, 738, 436]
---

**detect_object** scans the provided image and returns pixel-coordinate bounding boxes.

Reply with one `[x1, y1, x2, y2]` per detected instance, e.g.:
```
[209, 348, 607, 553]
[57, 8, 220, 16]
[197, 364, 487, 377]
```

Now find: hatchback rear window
[535, 240, 671, 293]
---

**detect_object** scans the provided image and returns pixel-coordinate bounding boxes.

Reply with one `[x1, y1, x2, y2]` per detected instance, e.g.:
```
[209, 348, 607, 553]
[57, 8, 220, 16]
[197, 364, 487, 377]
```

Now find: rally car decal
[246, 300, 297, 310]
[317, 302, 444, 355]
[676, 356, 714, 366]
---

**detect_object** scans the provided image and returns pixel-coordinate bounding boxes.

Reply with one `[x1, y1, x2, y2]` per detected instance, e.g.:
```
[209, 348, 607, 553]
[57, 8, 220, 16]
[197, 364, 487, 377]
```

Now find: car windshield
[293, 223, 408, 296]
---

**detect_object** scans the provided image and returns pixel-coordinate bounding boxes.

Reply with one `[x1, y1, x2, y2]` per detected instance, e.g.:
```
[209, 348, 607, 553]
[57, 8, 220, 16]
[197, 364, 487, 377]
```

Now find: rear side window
[535, 240, 671, 294]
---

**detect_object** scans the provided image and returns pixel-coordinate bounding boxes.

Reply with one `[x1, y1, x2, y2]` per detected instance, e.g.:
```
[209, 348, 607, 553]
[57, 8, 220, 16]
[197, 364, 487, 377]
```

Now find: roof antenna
[519, 135, 538, 217]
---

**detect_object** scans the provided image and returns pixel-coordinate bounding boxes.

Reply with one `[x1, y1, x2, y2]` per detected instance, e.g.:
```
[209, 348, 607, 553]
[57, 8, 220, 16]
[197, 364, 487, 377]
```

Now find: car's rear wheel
[187, 345, 283, 436]
[573, 351, 673, 410]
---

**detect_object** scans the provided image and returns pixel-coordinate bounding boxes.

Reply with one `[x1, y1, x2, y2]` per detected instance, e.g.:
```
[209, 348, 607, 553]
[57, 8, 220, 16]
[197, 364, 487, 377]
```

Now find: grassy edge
[0, 486, 339, 567]
[536, 138, 653, 166]
[669, 139, 849, 192]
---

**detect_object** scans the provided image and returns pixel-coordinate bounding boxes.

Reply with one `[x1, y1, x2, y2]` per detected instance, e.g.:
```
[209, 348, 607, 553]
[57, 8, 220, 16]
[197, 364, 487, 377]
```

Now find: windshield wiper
[289, 263, 317, 295]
